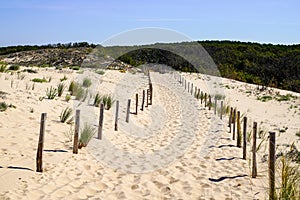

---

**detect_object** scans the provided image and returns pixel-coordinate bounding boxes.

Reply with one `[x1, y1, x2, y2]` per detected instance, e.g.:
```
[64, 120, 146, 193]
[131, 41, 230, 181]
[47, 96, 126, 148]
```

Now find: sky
[0, 0, 299, 46]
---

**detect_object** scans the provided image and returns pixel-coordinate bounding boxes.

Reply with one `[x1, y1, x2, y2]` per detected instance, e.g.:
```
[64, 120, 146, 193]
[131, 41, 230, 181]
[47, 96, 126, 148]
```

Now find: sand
[0, 66, 299, 199]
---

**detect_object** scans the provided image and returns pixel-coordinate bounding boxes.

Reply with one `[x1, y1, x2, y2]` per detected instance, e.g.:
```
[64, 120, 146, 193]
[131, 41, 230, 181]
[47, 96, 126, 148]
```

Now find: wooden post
[214, 97, 217, 115]
[114, 101, 119, 131]
[220, 101, 223, 120]
[36, 113, 47, 172]
[135, 93, 138, 115]
[146, 90, 149, 107]
[208, 95, 212, 110]
[232, 108, 236, 140]
[200, 91, 203, 104]
[126, 99, 131, 123]
[237, 111, 241, 147]
[229, 107, 233, 133]
[98, 104, 104, 140]
[197, 89, 200, 99]
[141, 90, 145, 111]
[243, 117, 247, 159]
[149, 83, 153, 105]
[188, 82, 190, 93]
[269, 132, 276, 200]
[184, 79, 186, 90]
[204, 93, 207, 107]
[252, 122, 258, 178]
[191, 83, 193, 95]
[73, 110, 80, 154]
[194, 87, 197, 98]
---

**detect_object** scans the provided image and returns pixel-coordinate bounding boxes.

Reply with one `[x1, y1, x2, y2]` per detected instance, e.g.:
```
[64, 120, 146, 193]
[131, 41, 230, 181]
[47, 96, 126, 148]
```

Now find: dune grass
[82, 77, 92, 88]
[57, 83, 65, 97]
[32, 77, 48, 83]
[46, 86, 57, 99]
[78, 123, 96, 149]
[60, 107, 73, 123]
[0, 102, 8, 112]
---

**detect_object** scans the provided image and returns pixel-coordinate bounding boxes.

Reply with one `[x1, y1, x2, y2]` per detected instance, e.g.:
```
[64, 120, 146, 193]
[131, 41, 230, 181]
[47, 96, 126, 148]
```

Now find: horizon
[1, 0, 300, 46]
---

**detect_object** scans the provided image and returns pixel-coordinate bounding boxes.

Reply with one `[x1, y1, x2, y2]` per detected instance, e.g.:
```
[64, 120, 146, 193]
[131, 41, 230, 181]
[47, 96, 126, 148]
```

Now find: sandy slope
[0, 67, 299, 199]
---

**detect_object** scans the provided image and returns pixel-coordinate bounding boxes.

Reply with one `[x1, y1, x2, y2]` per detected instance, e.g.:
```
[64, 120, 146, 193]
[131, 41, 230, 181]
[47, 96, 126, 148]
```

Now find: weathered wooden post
[149, 83, 153, 105]
[126, 99, 131, 123]
[191, 83, 193, 95]
[237, 111, 241, 147]
[73, 110, 80, 154]
[36, 113, 47, 172]
[208, 95, 212, 110]
[200, 91, 203, 104]
[232, 108, 236, 140]
[194, 87, 197, 98]
[197, 89, 200, 99]
[220, 101, 223, 120]
[184, 79, 186, 90]
[252, 122, 258, 178]
[135, 93, 138, 115]
[243, 117, 247, 159]
[146, 89, 149, 107]
[114, 101, 119, 131]
[188, 82, 190, 93]
[98, 103, 104, 140]
[229, 107, 233, 133]
[214, 97, 217, 115]
[141, 90, 145, 111]
[269, 132, 276, 200]
[204, 93, 207, 107]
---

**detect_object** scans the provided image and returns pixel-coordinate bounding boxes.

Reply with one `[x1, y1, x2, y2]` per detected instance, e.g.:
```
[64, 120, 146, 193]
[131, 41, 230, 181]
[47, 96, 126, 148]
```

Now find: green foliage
[60, 107, 73, 123]
[93, 93, 102, 107]
[70, 82, 87, 101]
[276, 155, 300, 199]
[78, 123, 96, 148]
[257, 95, 273, 102]
[8, 65, 20, 71]
[0, 62, 7, 72]
[57, 83, 65, 97]
[82, 77, 92, 88]
[46, 86, 57, 99]
[68, 81, 76, 95]
[32, 78, 48, 83]
[60, 75, 67, 82]
[70, 66, 80, 70]
[95, 70, 105, 75]
[0, 102, 8, 112]
[296, 131, 300, 139]
[275, 94, 296, 102]
[23, 69, 37, 73]
[214, 94, 225, 100]
[65, 94, 71, 102]
[102, 95, 114, 110]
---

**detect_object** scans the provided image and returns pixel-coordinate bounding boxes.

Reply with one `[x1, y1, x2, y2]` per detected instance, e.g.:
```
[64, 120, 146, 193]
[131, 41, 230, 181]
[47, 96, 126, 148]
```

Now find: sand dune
[0, 67, 299, 199]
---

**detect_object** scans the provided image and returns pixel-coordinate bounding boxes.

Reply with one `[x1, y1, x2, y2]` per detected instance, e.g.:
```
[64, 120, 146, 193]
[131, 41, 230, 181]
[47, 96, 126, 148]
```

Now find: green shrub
[65, 94, 71, 102]
[276, 94, 296, 102]
[95, 70, 105, 75]
[32, 78, 48, 83]
[8, 65, 20, 71]
[68, 81, 76, 95]
[23, 69, 37, 73]
[78, 123, 96, 148]
[82, 77, 92, 88]
[0, 64, 7, 72]
[0, 102, 8, 112]
[57, 83, 65, 97]
[257, 95, 273, 102]
[93, 93, 102, 107]
[74, 85, 86, 101]
[102, 95, 114, 110]
[60, 107, 73, 123]
[70, 66, 80, 71]
[60, 75, 67, 82]
[46, 86, 57, 99]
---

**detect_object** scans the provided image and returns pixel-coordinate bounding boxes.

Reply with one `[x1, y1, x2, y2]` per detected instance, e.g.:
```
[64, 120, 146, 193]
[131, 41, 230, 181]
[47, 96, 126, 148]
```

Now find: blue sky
[0, 0, 299, 46]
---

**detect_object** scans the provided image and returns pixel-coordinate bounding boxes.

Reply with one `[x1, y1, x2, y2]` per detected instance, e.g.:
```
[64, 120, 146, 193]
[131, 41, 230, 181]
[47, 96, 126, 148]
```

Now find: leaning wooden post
[126, 99, 131, 122]
[36, 113, 47, 172]
[204, 93, 207, 107]
[208, 95, 212, 110]
[98, 103, 104, 140]
[200, 91, 203, 104]
[73, 110, 80, 154]
[220, 101, 223, 120]
[114, 101, 119, 131]
[236, 111, 241, 147]
[197, 89, 200, 100]
[243, 117, 247, 159]
[214, 97, 217, 115]
[252, 122, 258, 178]
[141, 90, 145, 111]
[135, 93, 138, 115]
[232, 108, 236, 140]
[229, 107, 233, 133]
[269, 132, 276, 200]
